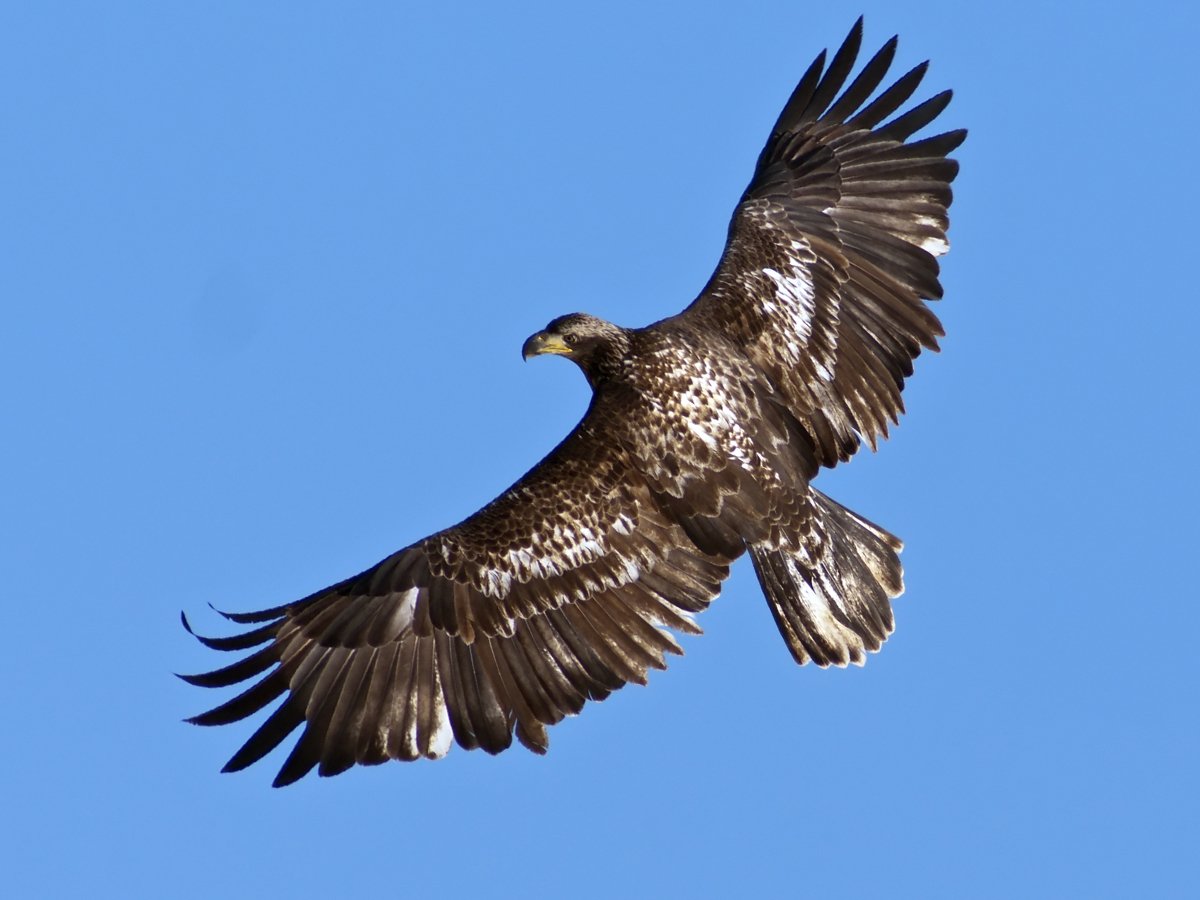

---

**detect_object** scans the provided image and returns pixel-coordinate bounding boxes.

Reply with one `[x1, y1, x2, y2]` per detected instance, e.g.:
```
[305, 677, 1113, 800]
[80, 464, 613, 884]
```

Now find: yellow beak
[522, 331, 572, 360]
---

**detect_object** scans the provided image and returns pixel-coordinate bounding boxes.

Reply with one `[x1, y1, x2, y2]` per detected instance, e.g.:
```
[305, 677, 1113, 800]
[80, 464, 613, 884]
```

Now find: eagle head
[522, 313, 631, 385]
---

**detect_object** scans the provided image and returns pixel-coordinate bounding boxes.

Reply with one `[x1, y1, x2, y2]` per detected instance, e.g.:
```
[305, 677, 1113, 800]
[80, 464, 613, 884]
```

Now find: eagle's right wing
[182, 410, 733, 786]
[679, 18, 965, 466]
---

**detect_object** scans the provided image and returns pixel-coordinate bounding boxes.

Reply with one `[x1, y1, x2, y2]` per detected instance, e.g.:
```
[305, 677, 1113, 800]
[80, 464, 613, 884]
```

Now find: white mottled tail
[749, 489, 904, 667]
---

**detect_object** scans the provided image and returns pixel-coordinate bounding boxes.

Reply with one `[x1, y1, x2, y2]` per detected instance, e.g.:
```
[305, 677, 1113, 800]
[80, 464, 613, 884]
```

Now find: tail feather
[749, 489, 904, 667]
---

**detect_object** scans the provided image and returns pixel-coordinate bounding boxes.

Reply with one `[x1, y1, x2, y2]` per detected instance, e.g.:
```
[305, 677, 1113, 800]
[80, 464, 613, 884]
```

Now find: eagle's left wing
[678, 18, 965, 467]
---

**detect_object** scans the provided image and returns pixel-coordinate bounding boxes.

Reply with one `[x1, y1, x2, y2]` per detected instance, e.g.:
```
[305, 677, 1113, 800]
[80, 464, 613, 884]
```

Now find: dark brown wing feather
[679, 17, 965, 466]
[183, 410, 733, 786]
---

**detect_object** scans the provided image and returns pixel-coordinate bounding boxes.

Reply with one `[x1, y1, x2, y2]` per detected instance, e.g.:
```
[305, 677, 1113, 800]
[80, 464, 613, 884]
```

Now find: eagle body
[183, 19, 964, 786]
[433, 316, 807, 592]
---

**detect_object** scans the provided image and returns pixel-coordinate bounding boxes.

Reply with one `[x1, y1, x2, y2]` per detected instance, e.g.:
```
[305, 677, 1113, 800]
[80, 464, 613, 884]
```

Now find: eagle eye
[564, 333, 578, 345]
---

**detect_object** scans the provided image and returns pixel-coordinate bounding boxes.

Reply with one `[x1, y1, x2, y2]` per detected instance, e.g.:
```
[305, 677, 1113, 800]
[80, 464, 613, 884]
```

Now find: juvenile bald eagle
[183, 18, 964, 786]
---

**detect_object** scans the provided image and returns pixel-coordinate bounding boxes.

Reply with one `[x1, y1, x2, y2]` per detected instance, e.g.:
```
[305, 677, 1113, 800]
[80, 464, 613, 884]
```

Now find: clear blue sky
[4, 2, 1197, 897]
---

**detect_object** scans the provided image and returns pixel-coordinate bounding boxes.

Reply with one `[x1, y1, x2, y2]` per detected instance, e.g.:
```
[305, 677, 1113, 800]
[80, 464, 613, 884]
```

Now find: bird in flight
[183, 18, 965, 786]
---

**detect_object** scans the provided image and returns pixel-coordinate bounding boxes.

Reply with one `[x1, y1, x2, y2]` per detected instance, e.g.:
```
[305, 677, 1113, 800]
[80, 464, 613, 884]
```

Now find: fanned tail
[749, 489, 903, 667]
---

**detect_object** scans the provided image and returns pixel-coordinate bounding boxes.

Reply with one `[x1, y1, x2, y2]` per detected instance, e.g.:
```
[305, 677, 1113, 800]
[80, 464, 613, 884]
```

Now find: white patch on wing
[761, 264, 814, 342]
[480, 567, 512, 598]
[504, 546, 537, 572]
[759, 241, 835, 380]
[914, 216, 950, 256]
[379, 588, 419, 639]
[920, 234, 949, 256]
[428, 707, 453, 757]
[427, 668, 454, 758]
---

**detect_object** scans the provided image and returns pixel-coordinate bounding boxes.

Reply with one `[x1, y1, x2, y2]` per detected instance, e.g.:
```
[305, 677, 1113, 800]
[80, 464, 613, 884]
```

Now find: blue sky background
[4, 2, 1197, 897]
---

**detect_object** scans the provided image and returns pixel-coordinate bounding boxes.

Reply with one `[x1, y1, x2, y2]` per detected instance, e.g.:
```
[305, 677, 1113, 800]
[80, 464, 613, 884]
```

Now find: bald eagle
[183, 18, 964, 786]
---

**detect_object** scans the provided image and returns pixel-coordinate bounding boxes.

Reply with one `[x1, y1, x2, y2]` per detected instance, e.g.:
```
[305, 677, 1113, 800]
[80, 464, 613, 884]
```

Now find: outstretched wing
[679, 17, 965, 466]
[182, 412, 733, 786]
